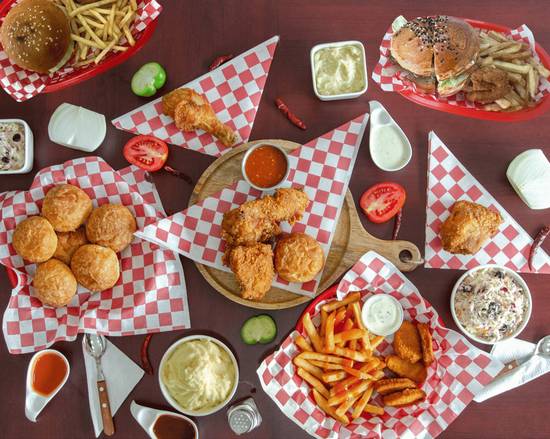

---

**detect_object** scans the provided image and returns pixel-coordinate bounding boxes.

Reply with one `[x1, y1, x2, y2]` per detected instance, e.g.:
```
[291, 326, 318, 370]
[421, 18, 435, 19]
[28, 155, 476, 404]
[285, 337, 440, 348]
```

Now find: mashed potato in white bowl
[159, 335, 239, 416]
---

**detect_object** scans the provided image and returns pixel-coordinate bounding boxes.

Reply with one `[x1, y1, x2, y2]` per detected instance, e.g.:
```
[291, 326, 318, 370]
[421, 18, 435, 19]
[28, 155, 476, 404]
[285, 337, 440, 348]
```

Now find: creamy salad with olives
[0, 122, 25, 171]
[454, 267, 528, 342]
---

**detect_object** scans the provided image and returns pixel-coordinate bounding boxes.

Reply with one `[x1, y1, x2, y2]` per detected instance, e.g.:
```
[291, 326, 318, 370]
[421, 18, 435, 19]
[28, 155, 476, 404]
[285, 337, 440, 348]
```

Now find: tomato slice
[359, 182, 406, 223]
[123, 135, 168, 172]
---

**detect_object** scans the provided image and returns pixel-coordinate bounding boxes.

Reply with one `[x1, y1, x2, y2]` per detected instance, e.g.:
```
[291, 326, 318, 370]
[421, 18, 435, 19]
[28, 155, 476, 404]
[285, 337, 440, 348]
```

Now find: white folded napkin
[474, 338, 550, 402]
[82, 336, 144, 437]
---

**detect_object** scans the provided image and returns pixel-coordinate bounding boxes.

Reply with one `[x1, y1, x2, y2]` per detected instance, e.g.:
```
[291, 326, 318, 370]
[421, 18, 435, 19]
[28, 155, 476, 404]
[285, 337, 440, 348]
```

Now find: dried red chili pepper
[275, 98, 307, 130]
[164, 165, 193, 185]
[529, 225, 549, 271]
[209, 54, 234, 71]
[392, 209, 402, 240]
[141, 334, 154, 375]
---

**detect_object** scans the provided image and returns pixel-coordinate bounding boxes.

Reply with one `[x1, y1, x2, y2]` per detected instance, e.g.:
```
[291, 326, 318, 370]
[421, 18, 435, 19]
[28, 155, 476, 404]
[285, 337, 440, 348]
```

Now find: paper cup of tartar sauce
[361, 294, 404, 336]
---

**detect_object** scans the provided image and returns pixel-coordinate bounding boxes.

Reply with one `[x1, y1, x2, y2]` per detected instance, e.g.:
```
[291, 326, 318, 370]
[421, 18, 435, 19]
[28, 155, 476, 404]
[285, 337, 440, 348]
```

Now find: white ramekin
[0, 118, 33, 174]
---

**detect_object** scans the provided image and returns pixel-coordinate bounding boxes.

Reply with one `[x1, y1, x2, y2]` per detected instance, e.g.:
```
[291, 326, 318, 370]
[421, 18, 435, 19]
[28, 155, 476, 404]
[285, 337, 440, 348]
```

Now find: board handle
[355, 232, 423, 272]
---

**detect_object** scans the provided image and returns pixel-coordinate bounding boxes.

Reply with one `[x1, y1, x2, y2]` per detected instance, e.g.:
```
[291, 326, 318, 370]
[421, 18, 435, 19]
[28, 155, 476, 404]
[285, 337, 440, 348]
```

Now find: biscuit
[54, 227, 88, 265]
[274, 233, 324, 283]
[85, 204, 137, 253]
[13, 216, 57, 263]
[42, 184, 93, 232]
[71, 244, 120, 292]
[33, 259, 77, 307]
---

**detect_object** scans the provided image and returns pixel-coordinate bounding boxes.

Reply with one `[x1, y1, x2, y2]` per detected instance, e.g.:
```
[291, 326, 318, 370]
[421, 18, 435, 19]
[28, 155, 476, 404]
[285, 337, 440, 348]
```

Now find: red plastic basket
[397, 19, 550, 122]
[0, 0, 159, 94]
[295, 284, 338, 333]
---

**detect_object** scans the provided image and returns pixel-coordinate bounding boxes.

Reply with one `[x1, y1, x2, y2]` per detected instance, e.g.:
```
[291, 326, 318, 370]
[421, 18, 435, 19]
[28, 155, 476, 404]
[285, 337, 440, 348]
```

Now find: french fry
[325, 311, 336, 353]
[302, 313, 324, 353]
[364, 404, 384, 416]
[527, 66, 538, 98]
[310, 360, 345, 370]
[313, 389, 349, 425]
[297, 367, 329, 399]
[479, 41, 516, 56]
[342, 366, 375, 380]
[506, 71, 526, 85]
[295, 335, 313, 352]
[333, 346, 369, 362]
[321, 292, 361, 313]
[328, 380, 369, 406]
[70, 0, 117, 17]
[493, 60, 531, 74]
[322, 370, 347, 383]
[335, 393, 360, 418]
[297, 351, 349, 365]
[352, 386, 374, 420]
[334, 307, 347, 325]
[350, 302, 371, 351]
[334, 328, 368, 344]
[293, 356, 324, 380]
[370, 335, 384, 349]
[528, 59, 550, 78]
[320, 309, 328, 337]
[488, 30, 509, 42]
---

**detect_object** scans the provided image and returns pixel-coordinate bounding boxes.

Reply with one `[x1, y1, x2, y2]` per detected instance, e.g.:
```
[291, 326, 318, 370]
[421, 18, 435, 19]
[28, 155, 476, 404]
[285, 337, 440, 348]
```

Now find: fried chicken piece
[222, 188, 309, 247]
[393, 321, 422, 364]
[228, 243, 275, 300]
[466, 66, 511, 104]
[440, 200, 503, 255]
[383, 388, 426, 407]
[386, 355, 427, 383]
[374, 378, 417, 395]
[417, 323, 435, 366]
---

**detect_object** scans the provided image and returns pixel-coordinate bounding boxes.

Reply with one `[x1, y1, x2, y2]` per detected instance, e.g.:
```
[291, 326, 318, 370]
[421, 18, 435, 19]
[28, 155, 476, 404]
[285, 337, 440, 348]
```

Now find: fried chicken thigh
[162, 88, 236, 146]
[440, 200, 503, 255]
[228, 244, 275, 300]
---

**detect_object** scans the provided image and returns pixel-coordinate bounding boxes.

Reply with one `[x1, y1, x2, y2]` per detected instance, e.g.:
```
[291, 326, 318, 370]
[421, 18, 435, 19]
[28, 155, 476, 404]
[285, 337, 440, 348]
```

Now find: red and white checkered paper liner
[112, 36, 279, 157]
[1, 158, 190, 354]
[0, 0, 162, 102]
[257, 251, 504, 439]
[372, 19, 550, 108]
[425, 131, 550, 273]
[136, 114, 369, 297]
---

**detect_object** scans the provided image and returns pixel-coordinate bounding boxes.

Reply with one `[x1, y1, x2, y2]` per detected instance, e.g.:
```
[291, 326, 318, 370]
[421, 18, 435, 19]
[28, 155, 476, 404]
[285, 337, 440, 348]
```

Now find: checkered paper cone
[425, 131, 550, 273]
[1, 159, 190, 354]
[136, 114, 369, 297]
[112, 36, 279, 157]
[0, 0, 162, 102]
[372, 20, 550, 107]
[257, 251, 504, 439]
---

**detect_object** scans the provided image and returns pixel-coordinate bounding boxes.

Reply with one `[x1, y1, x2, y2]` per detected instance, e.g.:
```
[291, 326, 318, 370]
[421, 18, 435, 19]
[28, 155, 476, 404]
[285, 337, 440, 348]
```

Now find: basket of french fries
[373, 17, 550, 121]
[0, 0, 161, 102]
[257, 252, 503, 438]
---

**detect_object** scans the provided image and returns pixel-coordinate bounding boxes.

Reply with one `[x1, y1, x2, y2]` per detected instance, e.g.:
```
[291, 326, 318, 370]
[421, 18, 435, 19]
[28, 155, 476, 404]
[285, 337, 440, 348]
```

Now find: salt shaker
[227, 398, 262, 435]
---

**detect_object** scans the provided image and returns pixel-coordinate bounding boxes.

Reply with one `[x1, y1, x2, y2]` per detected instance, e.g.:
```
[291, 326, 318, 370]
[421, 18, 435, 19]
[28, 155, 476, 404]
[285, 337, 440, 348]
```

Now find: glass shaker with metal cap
[227, 397, 262, 435]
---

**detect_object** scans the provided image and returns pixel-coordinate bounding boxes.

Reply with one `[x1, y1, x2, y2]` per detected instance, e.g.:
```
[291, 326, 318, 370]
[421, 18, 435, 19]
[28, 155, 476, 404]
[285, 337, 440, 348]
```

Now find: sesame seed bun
[0, 0, 71, 73]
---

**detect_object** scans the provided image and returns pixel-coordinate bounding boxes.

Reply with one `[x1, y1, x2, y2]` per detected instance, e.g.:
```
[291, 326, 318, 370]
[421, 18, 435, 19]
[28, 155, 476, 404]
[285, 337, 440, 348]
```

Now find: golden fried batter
[86, 204, 137, 253]
[374, 378, 417, 395]
[162, 88, 193, 118]
[33, 259, 77, 307]
[386, 355, 427, 383]
[466, 66, 511, 104]
[274, 233, 324, 283]
[54, 227, 88, 265]
[71, 244, 120, 292]
[228, 243, 275, 300]
[417, 323, 435, 366]
[394, 321, 422, 364]
[13, 216, 57, 263]
[383, 388, 426, 407]
[440, 200, 503, 255]
[42, 184, 93, 232]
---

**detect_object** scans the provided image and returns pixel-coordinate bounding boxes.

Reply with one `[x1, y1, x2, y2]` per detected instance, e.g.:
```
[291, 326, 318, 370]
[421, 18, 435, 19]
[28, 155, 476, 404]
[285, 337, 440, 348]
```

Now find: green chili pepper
[131, 62, 167, 97]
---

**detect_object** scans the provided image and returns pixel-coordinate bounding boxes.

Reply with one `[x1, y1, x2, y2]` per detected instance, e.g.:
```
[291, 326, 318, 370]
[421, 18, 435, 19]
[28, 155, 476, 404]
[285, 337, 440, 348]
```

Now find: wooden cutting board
[189, 139, 422, 310]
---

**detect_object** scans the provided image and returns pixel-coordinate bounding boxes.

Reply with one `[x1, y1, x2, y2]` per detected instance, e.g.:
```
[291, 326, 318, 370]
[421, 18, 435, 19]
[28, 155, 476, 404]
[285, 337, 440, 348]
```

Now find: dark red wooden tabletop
[1, 1, 549, 438]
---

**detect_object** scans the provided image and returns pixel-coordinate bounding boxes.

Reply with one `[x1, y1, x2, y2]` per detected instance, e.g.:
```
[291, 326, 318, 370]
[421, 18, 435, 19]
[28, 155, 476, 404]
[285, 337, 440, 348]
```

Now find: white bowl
[241, 142, 290, 191]
[310, 40, 368, 101]
[0, 118, 33, 174]
[450, 264, 532, 345]
[130, 401, 199, 439]
[158, 335, 239, 417]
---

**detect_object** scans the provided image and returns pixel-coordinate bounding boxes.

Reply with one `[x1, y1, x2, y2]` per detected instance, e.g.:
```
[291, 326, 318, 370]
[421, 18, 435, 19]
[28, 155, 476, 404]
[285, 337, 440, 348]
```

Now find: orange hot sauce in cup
[244, 145, 288, 188]
[32, 352, 67, 396]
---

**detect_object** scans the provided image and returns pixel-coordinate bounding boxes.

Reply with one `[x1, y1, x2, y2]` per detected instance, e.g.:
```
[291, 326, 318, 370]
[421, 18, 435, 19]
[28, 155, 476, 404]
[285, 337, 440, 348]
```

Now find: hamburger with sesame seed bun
[0, 0, 72, 74]
[390, 16, 480, 96]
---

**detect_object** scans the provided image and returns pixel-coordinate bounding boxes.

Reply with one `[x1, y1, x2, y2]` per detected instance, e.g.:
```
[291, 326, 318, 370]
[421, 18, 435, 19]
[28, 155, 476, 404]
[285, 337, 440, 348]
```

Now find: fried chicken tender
[393, 321, 422, 364]
[228, 243, 275, 300]
[440, 200, 503, 255]
[383, 388, 426, 407]
[222, 188, 309, 247]
[374, 378, 417, 395]
[466, 66, 511, 104]
[417, 323, 435, 366]
[386, 355, 427, 383]
[162, 87, 236, 147]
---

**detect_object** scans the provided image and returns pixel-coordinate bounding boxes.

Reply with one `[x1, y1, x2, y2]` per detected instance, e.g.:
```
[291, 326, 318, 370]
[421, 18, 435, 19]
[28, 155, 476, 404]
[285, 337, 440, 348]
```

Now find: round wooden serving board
[189, 140, 422, 310]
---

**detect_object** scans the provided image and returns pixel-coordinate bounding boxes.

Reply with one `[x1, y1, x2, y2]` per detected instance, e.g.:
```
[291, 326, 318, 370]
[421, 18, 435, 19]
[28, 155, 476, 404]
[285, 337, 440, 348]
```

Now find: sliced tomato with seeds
[359, 182, 406, 223]
[123, 135, 168, 172]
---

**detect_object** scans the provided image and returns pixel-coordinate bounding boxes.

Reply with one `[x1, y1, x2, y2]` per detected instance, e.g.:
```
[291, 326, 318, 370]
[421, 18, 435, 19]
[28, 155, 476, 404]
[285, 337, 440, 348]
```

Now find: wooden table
[1, 1, 549, 438]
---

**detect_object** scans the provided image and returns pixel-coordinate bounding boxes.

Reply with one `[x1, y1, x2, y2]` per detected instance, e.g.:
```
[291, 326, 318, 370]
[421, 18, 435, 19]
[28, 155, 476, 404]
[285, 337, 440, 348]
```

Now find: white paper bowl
[158, 335, 239, 417]
[0, 119, 33, 174]
[450, 264, 532, 345]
